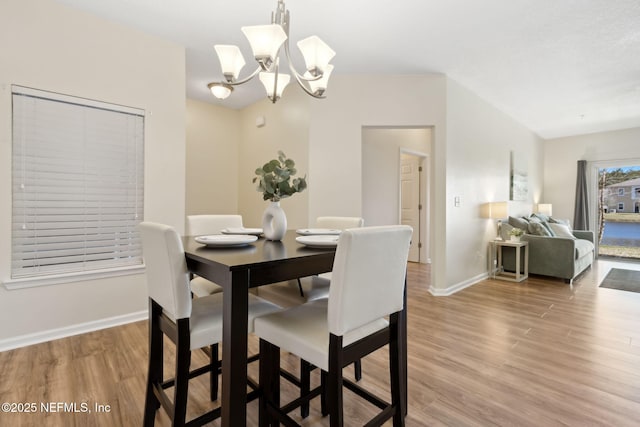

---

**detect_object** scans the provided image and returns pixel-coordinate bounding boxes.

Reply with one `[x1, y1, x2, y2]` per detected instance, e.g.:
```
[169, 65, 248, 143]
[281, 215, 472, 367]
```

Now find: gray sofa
[500, 216, 595, 283]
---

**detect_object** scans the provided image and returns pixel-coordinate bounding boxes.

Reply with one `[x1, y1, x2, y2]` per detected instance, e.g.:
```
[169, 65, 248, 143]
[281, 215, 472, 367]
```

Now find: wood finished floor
[2, 258, 640, 426]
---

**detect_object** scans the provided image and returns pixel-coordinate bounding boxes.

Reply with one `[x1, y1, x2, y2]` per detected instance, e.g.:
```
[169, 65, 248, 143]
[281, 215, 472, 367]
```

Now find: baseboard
[0, 310, 148, 352]
[429, 272, 488, 296]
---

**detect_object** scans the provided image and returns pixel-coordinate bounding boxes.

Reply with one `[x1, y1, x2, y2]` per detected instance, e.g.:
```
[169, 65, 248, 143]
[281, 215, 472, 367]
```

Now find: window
[618, 203, 625, 211]
[619, 188, 625, 196]
[10, 86, 144, 284]
[634, 187, 640, 199]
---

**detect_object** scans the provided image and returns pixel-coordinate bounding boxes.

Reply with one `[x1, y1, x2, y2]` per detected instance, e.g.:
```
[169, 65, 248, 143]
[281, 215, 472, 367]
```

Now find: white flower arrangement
[509, 227, 524, 237]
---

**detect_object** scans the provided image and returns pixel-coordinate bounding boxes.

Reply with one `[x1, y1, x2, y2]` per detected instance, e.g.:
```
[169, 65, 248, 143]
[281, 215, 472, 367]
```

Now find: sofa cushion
[548, 223, 576, 239]
[575, 239, 594, 260]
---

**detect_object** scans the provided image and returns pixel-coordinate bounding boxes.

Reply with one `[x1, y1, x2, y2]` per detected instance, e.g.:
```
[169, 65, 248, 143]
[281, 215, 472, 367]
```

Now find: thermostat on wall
[256, 116, 266, 128]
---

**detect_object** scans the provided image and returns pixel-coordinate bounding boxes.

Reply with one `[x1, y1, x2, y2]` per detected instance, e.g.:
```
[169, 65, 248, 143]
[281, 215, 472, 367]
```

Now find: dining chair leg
[173, 319, 192, 427]
[328, 334, 344, 427]
[259, 339, 280, 427]
[354, 360, 362, 381]
[300, 360, 312, 418]
[320, 370, 328, 417]
[210, 343, 219, 401]
[143, 300, 163, 427]
[296, 278, 305, 297]
[389, 314, 406, 427]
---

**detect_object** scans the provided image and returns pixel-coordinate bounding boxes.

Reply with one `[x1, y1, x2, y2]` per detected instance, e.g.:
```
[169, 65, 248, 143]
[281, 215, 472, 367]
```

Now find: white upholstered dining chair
[315, 216, 364, 230]
[293, 216, 365, 299]
[185, 214, 244, 297]
[291, 216, 366, 417]
[255, 225, 412, 426]
[139, 222, 281, 427]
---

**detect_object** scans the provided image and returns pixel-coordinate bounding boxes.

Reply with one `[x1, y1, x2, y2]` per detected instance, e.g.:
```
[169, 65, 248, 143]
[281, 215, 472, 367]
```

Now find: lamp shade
[214, 45, 246, 81]
[241, 24, 287, 68]
[306, 64, 333, 95]
[296, 35, 335, 75]
[259, 71, 290, 100]
[537, 203, 553, 216]
[481, 202, 509, 219]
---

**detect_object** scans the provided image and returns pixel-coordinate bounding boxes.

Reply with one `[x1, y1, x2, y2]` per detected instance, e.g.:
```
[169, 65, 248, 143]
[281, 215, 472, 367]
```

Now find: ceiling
[54, 0, 640, 139]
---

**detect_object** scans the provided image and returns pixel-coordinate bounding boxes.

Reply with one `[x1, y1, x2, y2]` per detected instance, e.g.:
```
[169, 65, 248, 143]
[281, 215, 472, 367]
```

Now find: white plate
[221, 227, 263, 236]
[296, 228, 342, 236]
[296, 235, 339, 248]
[195, 234, 258, 247]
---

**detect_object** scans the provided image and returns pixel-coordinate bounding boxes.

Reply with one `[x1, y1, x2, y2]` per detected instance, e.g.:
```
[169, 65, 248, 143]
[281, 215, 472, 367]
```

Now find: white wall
[544, 127, 640, 222]
[237, 86, 311, 229]
[0, 0, 186, 346]
[186, 98, 240, 217]
[444, 79, 544, 293]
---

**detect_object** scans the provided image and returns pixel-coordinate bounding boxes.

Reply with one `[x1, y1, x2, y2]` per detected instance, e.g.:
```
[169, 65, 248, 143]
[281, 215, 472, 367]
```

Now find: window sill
[3, 265, 146, 290]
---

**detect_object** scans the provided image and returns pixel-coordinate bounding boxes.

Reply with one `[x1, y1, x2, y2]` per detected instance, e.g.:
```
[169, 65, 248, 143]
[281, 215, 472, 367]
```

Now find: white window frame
[618, 202, 625, 211]
[5, 86, 145, 289]
[618, 188, 625, 196]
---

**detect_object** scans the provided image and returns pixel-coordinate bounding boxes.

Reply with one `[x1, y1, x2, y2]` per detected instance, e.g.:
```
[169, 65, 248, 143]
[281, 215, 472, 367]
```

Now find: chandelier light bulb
[241, 24, 287, 70]
[214, 45, 246, 81]
[297, 35, 335, 76]
[259, 72, 290, 101]
[306, 64, 334, 95]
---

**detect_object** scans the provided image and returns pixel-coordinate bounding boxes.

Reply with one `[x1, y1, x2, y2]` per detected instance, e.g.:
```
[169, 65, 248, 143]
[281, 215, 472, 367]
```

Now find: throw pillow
[549, 217, 571, 227]
[531, 212, 551, 222]
[500, 223, 514, 241]
[528, 216, 555, 236]
[508, 216, 529, 230]
[548, 223, 576, 239]
[528, 221, 553, 237]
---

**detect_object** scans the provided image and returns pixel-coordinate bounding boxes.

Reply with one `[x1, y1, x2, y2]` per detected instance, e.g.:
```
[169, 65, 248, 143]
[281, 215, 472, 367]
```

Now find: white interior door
[400, 154, 421, 262]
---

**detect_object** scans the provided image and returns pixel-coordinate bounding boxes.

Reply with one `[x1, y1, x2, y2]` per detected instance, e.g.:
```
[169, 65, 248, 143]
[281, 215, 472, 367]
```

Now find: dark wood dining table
[183, 229, 407, 427]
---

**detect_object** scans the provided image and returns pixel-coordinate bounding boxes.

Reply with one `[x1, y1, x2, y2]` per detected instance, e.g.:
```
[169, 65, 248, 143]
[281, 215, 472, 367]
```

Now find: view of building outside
[599, 166, 640, 259]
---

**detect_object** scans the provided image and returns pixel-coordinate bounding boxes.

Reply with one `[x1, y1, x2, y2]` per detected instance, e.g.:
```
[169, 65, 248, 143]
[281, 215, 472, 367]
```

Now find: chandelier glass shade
[208, 0, 335, 103]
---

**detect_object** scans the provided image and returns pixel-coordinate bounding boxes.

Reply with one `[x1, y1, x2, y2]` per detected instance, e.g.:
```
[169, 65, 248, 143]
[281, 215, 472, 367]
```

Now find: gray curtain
[573, 160, 589, 230]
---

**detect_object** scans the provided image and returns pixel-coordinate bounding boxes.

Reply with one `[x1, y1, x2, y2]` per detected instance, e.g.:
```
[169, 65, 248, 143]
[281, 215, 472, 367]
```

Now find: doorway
[594, 163, 640, 259]
[361, 127, 431, 264]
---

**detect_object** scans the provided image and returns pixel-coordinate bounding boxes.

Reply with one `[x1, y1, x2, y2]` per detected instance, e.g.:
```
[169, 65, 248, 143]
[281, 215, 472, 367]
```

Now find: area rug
[599, 268, 640, 293]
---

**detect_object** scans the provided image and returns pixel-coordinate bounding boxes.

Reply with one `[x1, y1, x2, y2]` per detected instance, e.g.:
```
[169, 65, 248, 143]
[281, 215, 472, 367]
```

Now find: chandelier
[208, 0, 335, 103]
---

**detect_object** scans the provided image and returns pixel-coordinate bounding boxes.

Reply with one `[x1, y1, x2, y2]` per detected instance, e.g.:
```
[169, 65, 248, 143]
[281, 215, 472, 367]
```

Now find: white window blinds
[11, 86, 144, 279]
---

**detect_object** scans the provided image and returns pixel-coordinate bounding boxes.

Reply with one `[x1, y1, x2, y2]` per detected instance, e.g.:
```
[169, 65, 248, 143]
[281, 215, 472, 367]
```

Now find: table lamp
[481, 202, 509, 240]
[537, 203, 552, 216]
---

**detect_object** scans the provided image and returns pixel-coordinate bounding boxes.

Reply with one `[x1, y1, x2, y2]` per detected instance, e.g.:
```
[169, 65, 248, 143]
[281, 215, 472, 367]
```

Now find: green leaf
[254, 151, 306, 201]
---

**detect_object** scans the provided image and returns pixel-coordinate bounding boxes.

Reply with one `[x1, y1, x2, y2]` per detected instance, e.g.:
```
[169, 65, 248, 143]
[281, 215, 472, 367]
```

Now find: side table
[491, 240, 529, 282]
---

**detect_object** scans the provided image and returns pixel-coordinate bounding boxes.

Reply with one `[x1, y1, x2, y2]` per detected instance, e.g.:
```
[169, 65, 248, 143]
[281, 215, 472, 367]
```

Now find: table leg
[221, 270, 250, 427]
[514, 245, 520, 282]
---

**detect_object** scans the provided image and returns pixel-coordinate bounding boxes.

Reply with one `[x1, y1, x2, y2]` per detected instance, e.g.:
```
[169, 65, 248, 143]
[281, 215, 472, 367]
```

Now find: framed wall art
[510, 150, 528, 201]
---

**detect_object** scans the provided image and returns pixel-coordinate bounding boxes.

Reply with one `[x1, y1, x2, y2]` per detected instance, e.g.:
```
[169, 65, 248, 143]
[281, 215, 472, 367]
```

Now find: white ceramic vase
[262, 201, 287, 241]
[510, 235, 521, 242]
